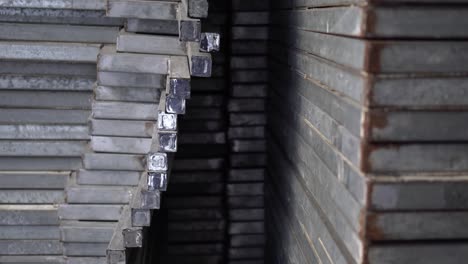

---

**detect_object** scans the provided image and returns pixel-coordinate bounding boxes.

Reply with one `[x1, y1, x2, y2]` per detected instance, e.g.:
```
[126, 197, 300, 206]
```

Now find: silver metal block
[157, 111, 177, 131]
[123, 228, 142, 248]
[131, 209, 150, 227]
[166, 95, 186, 114]
[167, 78, 191, 99]
[157, 132, 177, 152]
[147, 152, 168, 172]
[200, 33, 220, 52]
[148, 172, 168, 191]
[141, 190, 160, 209]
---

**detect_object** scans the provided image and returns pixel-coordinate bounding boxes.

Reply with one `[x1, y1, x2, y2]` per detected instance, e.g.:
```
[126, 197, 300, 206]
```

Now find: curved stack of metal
[99, 1, 220, 263]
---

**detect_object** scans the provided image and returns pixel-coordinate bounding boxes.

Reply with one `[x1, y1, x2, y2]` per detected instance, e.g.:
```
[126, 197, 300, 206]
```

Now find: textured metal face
[200, 32, 220, 52]
[158, 111, 177, 131]
[147, 172, 168, 191]
[147, 152, 168, 171]
[166, 95, 186, 114]
[158, 132, 177, 152]
[169, 78, 191, 98]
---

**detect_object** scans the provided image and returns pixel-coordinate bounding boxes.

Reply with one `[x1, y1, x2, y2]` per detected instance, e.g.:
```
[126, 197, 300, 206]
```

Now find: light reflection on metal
[147, 152, 168, 171]
[158, 111, 177, 131]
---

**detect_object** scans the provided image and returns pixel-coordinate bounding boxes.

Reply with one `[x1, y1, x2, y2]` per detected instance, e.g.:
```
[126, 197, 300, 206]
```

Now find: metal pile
[0, 0, 220, 263]
[100, 0, 221, 263]
[154, 1, 230, 263]
[267, 0, 468, 264]
[0, 1, 122, 263]
[226, 1, 269, 263]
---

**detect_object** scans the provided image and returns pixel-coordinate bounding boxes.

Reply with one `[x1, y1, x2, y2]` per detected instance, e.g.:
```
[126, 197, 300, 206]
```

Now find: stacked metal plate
[155, 2, 229, 264]
[267, 0, 468, 264]
[101, 0, 223, 263]
[226, 1, 269, 263]
[0, 1, 122, 263]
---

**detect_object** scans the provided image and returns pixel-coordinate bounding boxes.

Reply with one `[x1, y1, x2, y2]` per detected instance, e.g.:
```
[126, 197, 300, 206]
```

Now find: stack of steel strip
[103, 0, 222, 263]
[267, 0, 468, 264]
[226, 1, 269, 263]
[156, 1, 230, 263]
[0, 1, 122, 263]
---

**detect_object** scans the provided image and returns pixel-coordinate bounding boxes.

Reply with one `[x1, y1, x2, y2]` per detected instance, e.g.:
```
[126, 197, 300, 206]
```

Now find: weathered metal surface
[0, 256, 65, 263]
[58, 204, 123, 221]
[0, 91, 91, 109]
[271, 27, 468, 73]
[272, 6, 468, 38]
[367, 211, 468, 240]
[92, 102, 157, 120]
[0, 22, 118, 42]
[0, 41, 100, 62]
[97, 71, 164, 88]
[117, 30, 186, 55]
[0, 157, 82, 170]
[0, 240, 63, 255]
[272, 43, 468, 109]
[0, 190, 64, 204]
[67, 186, 133, 204]
[91, 136, 151, 154]
[60, 221, 115, 243]
[64, 242, 107, 256]
[95, 86, 161, 103]
[67, 257, 106, 264]
[91, 119, 154, 138]
[83, 153, 144, 171]
[0, 67, 91, 84]
[0, 109, 90, 124]
[0, 140, 87, 156]
[98, 45, 169, 74]
[187, 0, 208, 18]
[0, 226, 60, 239]
[370, 179, 468, 211]
[125, 18, 178, 35]
[368, 244, 468, 264]
[0, 171, 68, 189]
[0, 0, 106, 10]
[76, 170, 140, 186]
[107, 1, 178, 20]
[0, 125, 89, 140]
[0, 8, 122, 26]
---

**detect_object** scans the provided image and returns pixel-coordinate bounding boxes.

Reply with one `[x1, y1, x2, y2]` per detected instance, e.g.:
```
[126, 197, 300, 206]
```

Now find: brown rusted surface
[366, 213, 385, 241]
[363, 6, 377, 39]
[360, 178, 373, 264]
[362, 72, 376, 108]
[360, 109, 374, 173]
[364, 41, 383, 74]
[369, 110, 388, 129]
[360, 108, 392, 173]
[144, 121, 154, 136]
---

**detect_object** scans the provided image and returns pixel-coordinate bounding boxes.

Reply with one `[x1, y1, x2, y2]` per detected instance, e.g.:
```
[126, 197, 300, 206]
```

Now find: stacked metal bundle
[101, 0, 222, 263]
[267, 0, 468, 264]
[0, 1, 121, 263]
[156, 2, 230, 263]
[226, 1, 269, 263]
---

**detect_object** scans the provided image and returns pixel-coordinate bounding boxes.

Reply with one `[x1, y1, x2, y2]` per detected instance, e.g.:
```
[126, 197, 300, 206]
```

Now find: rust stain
[360, 110, 391, 173]
[365, 43, 383, 74]
[369, 110, 388, 129]
[360, 181, 375, 264]
[144, 121, 154, 136]
[363, 6, 377, 39]
[362, 73, 376, 108]
[360, 110, 373, 173]
[366, 213, 385, 241]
